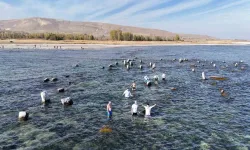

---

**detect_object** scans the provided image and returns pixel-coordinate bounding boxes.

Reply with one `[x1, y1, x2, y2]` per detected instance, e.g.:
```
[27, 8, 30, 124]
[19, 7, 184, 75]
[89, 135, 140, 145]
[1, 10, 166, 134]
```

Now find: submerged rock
[210, 76, 227, 81]
[200, 141, 210, 150]
[99, 125, 112, 133]
[171, 87, 177, 91]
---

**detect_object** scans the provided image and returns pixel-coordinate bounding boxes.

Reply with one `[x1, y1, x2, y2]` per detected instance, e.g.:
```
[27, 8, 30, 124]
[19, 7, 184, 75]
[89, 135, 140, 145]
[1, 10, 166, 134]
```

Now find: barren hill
[0, 17, 214, 41]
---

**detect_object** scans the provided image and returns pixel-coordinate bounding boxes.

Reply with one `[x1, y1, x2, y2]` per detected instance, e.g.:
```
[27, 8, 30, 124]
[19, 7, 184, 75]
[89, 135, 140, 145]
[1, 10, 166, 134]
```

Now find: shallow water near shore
[0, 46, 250, 150]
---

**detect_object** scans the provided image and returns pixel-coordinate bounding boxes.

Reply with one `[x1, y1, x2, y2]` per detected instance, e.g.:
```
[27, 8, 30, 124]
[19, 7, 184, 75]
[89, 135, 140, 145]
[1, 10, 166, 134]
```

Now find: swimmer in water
[143, 103, 156, 117]
[131, 101, 138, 116]
[131, 81, 136, 91]
[107, 101, 112, 119]
[123, 89, 133, 98]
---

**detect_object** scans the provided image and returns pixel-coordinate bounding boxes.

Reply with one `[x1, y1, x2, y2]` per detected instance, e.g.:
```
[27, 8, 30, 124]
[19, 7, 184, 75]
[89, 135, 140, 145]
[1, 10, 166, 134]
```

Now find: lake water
[0, 46, 250, 150]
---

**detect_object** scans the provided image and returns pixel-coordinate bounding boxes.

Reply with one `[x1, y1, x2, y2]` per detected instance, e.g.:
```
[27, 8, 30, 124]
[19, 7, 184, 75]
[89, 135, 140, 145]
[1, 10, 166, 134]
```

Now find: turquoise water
[0, 46, 250, 150]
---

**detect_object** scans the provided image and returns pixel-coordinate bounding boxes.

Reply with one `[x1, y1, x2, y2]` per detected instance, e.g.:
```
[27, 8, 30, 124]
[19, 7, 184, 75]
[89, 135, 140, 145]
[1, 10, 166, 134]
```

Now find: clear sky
[0, 0, 250, 39]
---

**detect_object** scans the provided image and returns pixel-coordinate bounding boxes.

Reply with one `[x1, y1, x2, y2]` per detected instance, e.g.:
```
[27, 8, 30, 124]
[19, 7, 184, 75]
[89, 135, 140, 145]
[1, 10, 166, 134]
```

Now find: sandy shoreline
[0, 40, 249, 50]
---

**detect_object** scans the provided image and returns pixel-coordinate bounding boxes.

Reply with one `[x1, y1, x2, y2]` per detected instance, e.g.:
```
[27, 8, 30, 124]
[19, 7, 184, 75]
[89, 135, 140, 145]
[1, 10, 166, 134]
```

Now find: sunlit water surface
[0, 46, 250, 150]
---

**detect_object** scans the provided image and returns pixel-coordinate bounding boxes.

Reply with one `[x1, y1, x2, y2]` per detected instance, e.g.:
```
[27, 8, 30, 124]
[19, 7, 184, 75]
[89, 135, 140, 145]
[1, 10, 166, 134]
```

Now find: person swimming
[131, 101, 138, 116]
[123, 89, 133, 98]
[107, 101, 112, 119]
[144, 76, 151, 86]
[131, 81, 136, 91]
[143, 103, 156, 117]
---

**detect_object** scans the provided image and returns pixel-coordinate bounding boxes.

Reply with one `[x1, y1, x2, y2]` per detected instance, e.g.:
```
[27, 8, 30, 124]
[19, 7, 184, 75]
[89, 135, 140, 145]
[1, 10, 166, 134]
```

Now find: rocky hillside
[0, 17, 214, 41]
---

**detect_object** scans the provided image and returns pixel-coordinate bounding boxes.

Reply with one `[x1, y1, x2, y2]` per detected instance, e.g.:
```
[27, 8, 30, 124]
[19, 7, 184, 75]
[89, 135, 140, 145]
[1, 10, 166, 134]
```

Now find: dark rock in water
[102, 66, 105, 69]
[43, 78, 50, 82]
[51, 78, 58, 82]
[179, 59, 183, 63]
[74, 64, 79, 67]
[57, 88, 65, 93]
[160, 58, 163, 61]
[65, 75, 70, 78]
[61, 97, 73, 105]
[2, 144, 17, 150]
[115, 62, 118, 65]
[18, 111, 29, 121]
[109, 64, 114, 68]
[146, 81, 151, 86]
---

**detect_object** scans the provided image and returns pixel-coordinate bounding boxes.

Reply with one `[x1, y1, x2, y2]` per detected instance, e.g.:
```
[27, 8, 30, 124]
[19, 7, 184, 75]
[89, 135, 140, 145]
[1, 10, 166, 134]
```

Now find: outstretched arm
[150, 104, 156, 109]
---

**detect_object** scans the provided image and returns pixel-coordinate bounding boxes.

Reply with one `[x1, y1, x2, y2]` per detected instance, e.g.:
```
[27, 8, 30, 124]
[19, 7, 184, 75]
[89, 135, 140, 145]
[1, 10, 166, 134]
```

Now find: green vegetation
[0, 30, 181, 42]
[0, 31, 95, 40]
[175, 34, 180, 41]
[110, 30, 181, 41]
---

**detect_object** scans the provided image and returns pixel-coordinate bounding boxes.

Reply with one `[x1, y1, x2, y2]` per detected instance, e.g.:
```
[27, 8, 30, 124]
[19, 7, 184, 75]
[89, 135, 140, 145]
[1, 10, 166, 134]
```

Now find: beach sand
[0, 40, 249, 50]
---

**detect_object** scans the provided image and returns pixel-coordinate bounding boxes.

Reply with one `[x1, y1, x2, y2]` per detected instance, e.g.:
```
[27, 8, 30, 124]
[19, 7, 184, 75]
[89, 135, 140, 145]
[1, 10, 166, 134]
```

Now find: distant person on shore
[131, 81, 136, 91]
[143, 103, 156, 117]
[107, 101, 112, 119]
[123, 89, 133, 98]
[131, 101, 138, 116]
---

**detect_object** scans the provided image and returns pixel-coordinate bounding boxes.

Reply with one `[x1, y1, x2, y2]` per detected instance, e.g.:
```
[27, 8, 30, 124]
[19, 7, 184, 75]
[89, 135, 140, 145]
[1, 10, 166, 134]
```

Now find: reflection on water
[0, 46, 250, 149]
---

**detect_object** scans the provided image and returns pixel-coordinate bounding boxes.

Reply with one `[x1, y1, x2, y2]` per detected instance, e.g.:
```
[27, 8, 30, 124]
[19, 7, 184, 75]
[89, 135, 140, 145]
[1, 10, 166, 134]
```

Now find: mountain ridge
[0, 17, 214, 41]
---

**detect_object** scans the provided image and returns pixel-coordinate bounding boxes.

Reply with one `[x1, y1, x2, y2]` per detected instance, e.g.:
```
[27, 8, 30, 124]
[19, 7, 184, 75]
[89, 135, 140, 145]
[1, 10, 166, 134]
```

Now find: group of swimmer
[106, 79, 159, 119]
[106, 100, 156, 119]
